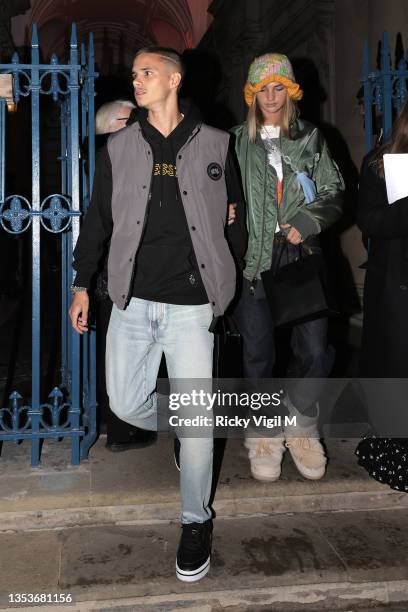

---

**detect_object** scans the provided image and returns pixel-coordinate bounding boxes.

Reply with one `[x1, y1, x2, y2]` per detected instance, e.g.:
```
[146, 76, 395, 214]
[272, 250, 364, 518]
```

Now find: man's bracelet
[70, 285, 88, 294]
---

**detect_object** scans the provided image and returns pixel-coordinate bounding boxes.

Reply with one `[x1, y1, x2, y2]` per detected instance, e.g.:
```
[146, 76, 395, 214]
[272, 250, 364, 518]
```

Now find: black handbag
[261, 244, 332, 327]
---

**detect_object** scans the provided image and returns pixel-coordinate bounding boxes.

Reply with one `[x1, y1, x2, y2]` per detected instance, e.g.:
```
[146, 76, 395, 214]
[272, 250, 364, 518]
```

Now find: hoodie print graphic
[154, 163, 177, 177]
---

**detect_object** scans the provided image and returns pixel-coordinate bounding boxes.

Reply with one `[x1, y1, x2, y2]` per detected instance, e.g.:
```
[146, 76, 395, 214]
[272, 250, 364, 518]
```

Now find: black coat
[357, 154, 408, 377]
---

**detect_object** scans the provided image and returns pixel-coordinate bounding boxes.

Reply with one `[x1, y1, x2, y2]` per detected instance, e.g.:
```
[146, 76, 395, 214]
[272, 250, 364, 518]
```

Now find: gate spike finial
[381, 31, 391, 71]
[89, 32, 94, 60]
[50, 53, 59, 101]
[48, 387, 63, 399]
[31, 23, 39, 48]
[70, 23, 78, 48]
[9, 391, 23, 401]
[80, 42, 86, 65]
[362, 39, 369, 77]
[12, 51, 19, 64]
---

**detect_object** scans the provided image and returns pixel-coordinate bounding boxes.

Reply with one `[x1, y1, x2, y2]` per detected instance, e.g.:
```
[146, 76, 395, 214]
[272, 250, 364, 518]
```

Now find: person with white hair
[95, 99, 136, 135]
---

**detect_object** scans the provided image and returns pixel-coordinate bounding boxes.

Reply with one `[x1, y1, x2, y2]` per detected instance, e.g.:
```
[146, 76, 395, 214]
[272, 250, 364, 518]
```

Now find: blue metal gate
[0, 24, 97, 466]
[362, 31, 408, 152]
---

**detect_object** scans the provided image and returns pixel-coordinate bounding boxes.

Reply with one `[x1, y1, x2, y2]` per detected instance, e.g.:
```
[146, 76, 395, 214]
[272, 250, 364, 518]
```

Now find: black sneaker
[106, 429, 157, 452]
[174, 437, 180, 471]
[176, 519, 212, 582]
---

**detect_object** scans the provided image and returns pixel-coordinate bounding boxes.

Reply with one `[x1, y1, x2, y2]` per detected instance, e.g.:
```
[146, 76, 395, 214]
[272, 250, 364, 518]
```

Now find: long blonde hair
[246, 93, 298, 142]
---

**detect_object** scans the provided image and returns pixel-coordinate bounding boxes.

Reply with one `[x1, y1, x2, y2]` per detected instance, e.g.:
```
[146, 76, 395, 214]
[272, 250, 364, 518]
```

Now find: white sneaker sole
[176, 556, 210, 582]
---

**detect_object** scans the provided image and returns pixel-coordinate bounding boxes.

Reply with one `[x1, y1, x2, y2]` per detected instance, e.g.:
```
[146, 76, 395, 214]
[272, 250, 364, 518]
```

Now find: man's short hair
[134, 46, 185, 82]
[95, 99, 135, 135]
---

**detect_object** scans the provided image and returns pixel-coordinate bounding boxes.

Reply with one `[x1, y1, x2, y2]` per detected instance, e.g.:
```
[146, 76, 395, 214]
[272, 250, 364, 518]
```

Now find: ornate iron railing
[0, 24, 97, 466]
[362, 31, 408, 152]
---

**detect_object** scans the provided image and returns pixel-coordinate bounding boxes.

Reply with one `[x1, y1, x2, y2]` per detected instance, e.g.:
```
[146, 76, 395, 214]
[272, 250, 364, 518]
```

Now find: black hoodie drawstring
[170, 139, 179, 204]
[159, 139, 163, 207]
[159, 128, 180, 208]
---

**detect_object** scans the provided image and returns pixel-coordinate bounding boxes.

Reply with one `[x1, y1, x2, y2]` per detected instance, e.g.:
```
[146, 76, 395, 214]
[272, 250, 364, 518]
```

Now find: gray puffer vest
[107, 121, 235, 316]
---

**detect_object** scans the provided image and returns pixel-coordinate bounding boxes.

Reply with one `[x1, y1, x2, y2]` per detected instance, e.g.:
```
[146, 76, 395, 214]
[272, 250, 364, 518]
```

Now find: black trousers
[233, 240, 334, 414]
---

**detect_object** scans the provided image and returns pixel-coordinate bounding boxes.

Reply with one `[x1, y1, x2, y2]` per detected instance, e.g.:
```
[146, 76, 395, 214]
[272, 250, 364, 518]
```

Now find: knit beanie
[244, 53, 303, 107]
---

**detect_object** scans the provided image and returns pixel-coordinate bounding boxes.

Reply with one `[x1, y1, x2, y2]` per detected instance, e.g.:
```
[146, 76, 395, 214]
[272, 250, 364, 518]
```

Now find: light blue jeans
[106, 298, 214, 524]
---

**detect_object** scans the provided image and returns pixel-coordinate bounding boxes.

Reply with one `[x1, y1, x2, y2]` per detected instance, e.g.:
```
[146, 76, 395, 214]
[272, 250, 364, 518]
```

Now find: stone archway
[12, 0, 197, 66]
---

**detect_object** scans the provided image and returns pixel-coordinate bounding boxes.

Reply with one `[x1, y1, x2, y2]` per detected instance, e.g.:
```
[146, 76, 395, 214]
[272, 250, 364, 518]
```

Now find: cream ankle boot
[244, 437, 286, 481]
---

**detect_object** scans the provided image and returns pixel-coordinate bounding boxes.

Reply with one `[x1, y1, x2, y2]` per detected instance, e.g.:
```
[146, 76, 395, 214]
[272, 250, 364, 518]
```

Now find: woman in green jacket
[232, 53, 344, 483]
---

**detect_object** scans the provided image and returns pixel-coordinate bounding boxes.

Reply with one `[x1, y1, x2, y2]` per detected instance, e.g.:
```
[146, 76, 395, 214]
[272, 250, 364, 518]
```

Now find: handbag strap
[274, 238, 289, 268]
[273, 239, 302, 270]
[274, 241, 311, 270]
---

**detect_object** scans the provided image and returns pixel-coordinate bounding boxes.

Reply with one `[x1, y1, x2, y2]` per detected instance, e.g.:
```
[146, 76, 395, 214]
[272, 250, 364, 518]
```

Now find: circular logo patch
[207, 162, 223, 181]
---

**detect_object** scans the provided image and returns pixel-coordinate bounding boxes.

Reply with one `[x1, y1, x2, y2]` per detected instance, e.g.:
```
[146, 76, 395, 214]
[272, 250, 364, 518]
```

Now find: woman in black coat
[356, 98, 408, 490]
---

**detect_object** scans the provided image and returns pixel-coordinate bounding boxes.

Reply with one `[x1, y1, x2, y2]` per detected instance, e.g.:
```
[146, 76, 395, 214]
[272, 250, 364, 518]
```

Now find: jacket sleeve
[224, 144, 248, 268]
[357, 155, 408, 239]
[289, 129, 345, 237]
[72, 146, 113, 288]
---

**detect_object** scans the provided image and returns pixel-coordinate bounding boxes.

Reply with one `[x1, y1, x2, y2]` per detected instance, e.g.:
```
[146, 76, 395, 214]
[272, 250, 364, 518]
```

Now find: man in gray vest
[69, 46, 245, 582]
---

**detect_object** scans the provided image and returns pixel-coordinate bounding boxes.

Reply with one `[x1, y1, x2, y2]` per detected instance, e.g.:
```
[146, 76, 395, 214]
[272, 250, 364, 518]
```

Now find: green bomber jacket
[231, 118, 344, 282]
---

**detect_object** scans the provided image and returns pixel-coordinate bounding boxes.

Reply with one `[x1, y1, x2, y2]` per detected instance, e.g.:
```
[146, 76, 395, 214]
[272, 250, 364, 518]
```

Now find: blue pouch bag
[295, 171, 317, 204]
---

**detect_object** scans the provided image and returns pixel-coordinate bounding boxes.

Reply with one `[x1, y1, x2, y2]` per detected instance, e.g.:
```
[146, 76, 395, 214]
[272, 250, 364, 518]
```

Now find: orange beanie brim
[244, 75, 303, 106]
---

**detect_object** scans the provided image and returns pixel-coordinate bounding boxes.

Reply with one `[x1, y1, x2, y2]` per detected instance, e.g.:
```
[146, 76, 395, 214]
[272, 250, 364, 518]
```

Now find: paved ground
[0, 295, 402, 610]
[1, 436, 407, 528]
[0, 509, 408, 610]
[1, 437, 408, 610]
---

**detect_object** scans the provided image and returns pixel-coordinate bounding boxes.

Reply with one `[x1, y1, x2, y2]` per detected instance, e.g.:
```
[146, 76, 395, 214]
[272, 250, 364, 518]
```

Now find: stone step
[1, 509, 408, 611]
[0, 436, 407, 532]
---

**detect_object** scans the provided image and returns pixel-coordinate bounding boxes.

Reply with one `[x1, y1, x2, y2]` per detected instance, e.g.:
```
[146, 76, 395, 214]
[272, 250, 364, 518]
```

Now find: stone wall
[200, 0, 336, 124]
[0, 0, 30, 59]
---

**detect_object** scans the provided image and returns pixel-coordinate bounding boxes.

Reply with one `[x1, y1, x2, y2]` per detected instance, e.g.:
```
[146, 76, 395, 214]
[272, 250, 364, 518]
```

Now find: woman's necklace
[261, 125, 281, 156]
